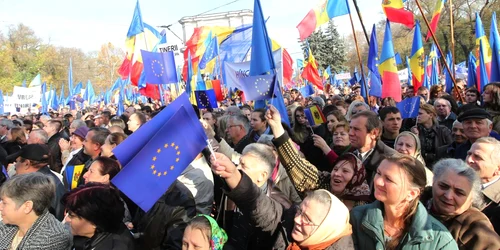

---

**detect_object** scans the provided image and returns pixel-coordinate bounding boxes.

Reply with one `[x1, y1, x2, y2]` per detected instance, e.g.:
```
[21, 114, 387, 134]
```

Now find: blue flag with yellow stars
[141, 50, 178, 85]
[396, 96, 421, 119]
[112, 106, 207, 211]
[240, 74, 276, 101]
[195, 89, 218, 109]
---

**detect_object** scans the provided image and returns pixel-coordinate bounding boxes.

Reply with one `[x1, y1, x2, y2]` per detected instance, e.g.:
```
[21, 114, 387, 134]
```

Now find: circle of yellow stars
[150, 142, 180, 177]
[151, 59, 164, 77]
[198, 92, 210, 107]
[254, 77, 270, 96]
[404, 102, 414, 113]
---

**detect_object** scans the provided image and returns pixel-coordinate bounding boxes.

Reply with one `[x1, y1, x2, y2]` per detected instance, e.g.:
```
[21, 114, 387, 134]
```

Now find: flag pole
[415, 0, 464, 103]
[449, 0, 456, 77]
[347, 8, 370, 103]
[351, 0, 370, 44]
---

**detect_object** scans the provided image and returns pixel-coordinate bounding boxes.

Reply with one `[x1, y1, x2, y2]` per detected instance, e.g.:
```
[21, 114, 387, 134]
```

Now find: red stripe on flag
[211, 80, 224, 101]
[384, 7, 415, 29]
[425, 13, 441, 41]
[301, 63, 323, 90]
[283, 49, 294, 84]
[381, 71, 402, 102]
[118, 55, 132, 79]
[130, 61, 143, 86]
[297, 9, 318, 41]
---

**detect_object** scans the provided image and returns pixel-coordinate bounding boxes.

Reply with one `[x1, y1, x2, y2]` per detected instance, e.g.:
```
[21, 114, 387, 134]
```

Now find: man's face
[94, 117, 103, 126]
[202, 113, 216, 127]
[452, 122, 467, 144]
[353, 88, 361, 96]
[406, 88, 415, 97]
[434, 100, 451, 118]
[43, 123, 56, 137]
[83, 131, 96, 156]
[465, 91, 478, 104]
[462, 118, 492, 142]
[0, 125, 8, 136]
[382, 112, 402, 134]
[238, 154, 267, 186]
[466, 142, 499, 182]
[418, 89, 429, 101]
[290, 91, 297, 99]
[225, 121, 243, 143]
[349, 116, 375, 150]
[127, 114, 140, 132]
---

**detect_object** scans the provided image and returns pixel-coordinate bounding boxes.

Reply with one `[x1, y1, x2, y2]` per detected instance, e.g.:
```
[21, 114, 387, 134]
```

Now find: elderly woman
[411, 104, 453, 168]
[394, 131, 434, 186]
[422, 159, 500, 249]
[268, 106, 371, 209]
[350, 154, 458, 250]
[62, 183, 135, 250]
[345, 100, 370, 121]
[211, 151, 354, 250]
[0, 173, 71, 249]
[182, 215, 228, 250]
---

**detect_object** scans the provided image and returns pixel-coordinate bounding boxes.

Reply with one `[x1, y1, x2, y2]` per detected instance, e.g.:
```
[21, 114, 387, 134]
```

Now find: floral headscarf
[197, 214, 228, 250]
[333, 153, 371, 202]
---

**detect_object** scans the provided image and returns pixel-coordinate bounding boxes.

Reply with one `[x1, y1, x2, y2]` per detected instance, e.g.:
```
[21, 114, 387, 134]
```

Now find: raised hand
[266, 105, 285, 138]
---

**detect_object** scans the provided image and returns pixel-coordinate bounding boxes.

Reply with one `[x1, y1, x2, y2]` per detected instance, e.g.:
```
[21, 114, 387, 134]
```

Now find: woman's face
[70, 134, 84, 151]
[250, 112, 267, 133]
[295, 111, 307, 126]
[182, 226, 211, 250]
[82, 161, 109, 185]
[432, 169, 473, 216]
[326, 114, 338, 132]
[417, 110, 432, 124]
[373, 160, 418, 205]
[100, 136, 115, 157]
[64, 211, 96, 238]
[336, 105, 347, 116]
[482, 87, 493, 103]
[330, 160, 355, 196]
[395, 135, 417, 156]
[333, 127, 349, 147]
[292, 198, 327, 242]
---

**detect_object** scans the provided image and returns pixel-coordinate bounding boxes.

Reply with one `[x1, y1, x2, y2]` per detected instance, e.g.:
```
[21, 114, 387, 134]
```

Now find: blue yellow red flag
[475, 13, 492, 91]
[367, 24, 382, 98]
[304, 105, 326, 126]
[379, 21, 402, 102]
[64, 165, 85, 191]
[410, 21, 425, 92]
[490, 12, 500, 82]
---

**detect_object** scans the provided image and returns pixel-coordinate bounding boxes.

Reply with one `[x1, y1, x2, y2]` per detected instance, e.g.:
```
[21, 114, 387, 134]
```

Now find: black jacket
[38, 166, 66, 221]
[82, 225, 135, 250]
[416, 124, 453, 168]
[133, 180, 197, 250]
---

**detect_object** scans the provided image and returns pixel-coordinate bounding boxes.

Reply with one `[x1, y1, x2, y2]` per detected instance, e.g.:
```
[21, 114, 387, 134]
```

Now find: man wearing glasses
[0, 119, 14, 144]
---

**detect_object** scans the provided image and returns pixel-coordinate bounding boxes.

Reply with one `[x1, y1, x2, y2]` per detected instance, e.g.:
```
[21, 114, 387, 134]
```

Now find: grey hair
[29, 129, 49, 144]
[432, 159, 484, 209]
[242, 143, 276, 176]
[225, 106, 242, 116]
[39, 115, 51, 122]
[0, 172, 55, 216]
[452, 120, 462, 128]
[474, 137, 500, 165]
[304, 189, 332, 210]
[346, 100, 370, 121]
[434, 98, 451, 108]
[70, 119, 86, 130]
[228, 115, 250, 133]
[0, 119, 15, 129]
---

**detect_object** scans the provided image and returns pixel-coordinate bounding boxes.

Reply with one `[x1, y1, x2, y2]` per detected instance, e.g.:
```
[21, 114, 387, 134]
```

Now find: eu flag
[396, 96, 420, 119]
[141, 50, 178, 85]
[111, 106, 207, 211]
[299, 84, 314, 97]
[195, 90, 218, 109]
[199, 35, 219, 70]
[240, 74, 276, 101]
[113, 93, 204, 167]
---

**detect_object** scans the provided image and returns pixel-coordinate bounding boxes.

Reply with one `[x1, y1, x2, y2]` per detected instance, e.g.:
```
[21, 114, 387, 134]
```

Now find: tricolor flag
[64, 165, 85, 191]
[382, 0, 414, 29]
[426, 0, 447, 41]
[367, 24, 382, 98]
[489, 12, 500, 82]
[475, 13, 492, 92]
[379, 21, 402, 102]
[304, 105, 326, 126]
[296, 0, 350, 41]
[301, 45, 323, 90]
[410, 21, 425, 93]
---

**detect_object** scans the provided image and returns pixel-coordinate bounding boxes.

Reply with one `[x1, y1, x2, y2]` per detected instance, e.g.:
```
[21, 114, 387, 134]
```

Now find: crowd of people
[0, 80, 499, 250]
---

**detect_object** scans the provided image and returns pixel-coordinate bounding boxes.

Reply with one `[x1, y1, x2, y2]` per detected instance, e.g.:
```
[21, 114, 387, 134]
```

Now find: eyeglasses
[295, 207, 319, 227]
[296, 114, 306, 118]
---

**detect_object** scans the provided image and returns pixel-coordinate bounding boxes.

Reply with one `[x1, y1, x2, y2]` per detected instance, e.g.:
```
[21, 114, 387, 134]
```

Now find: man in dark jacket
[454, 108, 493, 160]
[437, 120, 467, 160]
[44, 120, 65, 173]
[349, 111, 397, 185]
[434, 98, 457, 130]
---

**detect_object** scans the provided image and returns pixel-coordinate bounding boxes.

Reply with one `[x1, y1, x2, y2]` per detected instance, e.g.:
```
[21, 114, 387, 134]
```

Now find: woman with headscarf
[211, 151, 354, 250]
[421, 159, 500, 249]
[268, 106, 371, 209]
[182, 215, 228, 250]
[394, 131, 434, 186]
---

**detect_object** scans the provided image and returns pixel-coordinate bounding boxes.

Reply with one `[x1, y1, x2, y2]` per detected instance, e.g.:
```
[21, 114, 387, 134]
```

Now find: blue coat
[350, 201, 458, 250]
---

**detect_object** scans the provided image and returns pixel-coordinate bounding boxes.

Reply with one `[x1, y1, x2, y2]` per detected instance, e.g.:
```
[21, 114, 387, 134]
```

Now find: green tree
[300, 20, 348, 73]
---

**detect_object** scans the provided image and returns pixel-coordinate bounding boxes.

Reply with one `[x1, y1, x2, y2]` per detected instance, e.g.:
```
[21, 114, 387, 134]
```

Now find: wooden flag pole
[348, 10, 370, 102]
[351, 0, 370, 44]
[415, 0, 464, 103]
[449, 0, 456, 76]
